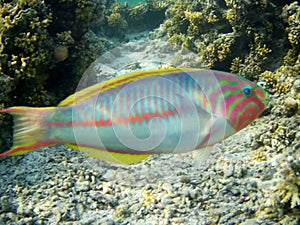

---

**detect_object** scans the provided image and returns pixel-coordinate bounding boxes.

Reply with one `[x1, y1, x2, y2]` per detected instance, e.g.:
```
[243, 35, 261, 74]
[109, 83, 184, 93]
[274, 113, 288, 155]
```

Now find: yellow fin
[65, 144, 150, 165]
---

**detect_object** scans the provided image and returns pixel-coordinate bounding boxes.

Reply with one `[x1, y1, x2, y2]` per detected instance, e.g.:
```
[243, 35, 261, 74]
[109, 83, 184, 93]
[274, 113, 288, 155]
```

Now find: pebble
[284, 96, 298, 109]
[75, 180, 90, 192]
[161, 182, 173, 192]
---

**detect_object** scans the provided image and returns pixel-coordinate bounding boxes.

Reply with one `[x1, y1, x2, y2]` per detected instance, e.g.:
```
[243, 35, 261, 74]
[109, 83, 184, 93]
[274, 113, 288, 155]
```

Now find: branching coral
[257, 158, 300, 214]
[161, 0, 283, 73]
[253, 115, 300, 221]
[159, 0, 300, 98]
[201, 34, 235, 67]
[230, 57, 243, 74]
[260, 70, 291, 94]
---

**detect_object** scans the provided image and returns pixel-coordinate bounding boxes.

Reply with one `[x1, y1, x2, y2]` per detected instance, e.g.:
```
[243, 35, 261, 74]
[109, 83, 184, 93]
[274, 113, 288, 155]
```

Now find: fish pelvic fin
[0, 107, 57, 157]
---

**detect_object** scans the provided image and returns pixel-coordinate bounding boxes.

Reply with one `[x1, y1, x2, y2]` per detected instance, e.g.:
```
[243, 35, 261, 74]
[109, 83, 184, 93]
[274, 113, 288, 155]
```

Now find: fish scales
[0, 68, 269, 164]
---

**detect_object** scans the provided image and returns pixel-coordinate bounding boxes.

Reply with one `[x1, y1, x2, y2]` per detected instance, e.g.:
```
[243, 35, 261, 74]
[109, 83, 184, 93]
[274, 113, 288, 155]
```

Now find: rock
[0, 196, 9, 212]
[75, 180, 90, 192]
[284, 97, 298, 109]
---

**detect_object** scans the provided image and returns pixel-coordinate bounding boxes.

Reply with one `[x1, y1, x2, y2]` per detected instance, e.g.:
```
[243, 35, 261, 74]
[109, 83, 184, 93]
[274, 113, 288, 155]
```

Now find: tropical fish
[0, 68, 268, 164]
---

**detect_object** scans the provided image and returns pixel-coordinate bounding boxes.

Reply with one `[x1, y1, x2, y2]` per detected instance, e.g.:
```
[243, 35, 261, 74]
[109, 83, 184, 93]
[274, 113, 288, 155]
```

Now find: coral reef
[0, 0, 108, 151]
[106, 11, 128, 38]
[0, 0, 53, 106]
[0, 0, 299, 224]
[135, 0, 300, 222]
[100, 0, 169, 38]
[0, 0, 171, 151]
[159, 0, 299, 93]
[159, 6, 300, 220]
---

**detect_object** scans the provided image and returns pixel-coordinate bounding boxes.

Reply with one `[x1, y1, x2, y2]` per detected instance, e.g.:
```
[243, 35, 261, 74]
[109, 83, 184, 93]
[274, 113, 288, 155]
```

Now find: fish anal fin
[65, 144, 150, 165]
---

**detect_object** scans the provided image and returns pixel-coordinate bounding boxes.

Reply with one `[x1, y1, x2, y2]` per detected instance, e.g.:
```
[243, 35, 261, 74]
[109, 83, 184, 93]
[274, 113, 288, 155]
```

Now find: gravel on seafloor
[0, 116, 296, 225]
[0, 38, 299, 225]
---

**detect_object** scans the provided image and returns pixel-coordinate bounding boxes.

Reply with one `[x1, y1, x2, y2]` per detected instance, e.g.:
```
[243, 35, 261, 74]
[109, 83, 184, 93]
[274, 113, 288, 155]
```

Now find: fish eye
[243, 85, 252, 95]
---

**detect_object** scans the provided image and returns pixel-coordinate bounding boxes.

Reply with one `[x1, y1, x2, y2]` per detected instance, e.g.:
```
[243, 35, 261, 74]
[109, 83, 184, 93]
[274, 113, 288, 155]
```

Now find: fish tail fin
[0, 106, 57, 156]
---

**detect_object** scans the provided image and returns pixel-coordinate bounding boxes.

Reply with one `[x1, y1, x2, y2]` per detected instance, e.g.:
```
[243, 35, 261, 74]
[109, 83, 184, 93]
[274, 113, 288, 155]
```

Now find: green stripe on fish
[0, 68, 269, 165]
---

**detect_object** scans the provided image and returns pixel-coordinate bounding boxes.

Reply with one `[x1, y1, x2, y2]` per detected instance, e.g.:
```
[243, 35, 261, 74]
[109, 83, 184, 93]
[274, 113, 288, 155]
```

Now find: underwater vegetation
[160, 0, 299, 95]
[0, 0, 109, 149]
[99, 0, 169, 38]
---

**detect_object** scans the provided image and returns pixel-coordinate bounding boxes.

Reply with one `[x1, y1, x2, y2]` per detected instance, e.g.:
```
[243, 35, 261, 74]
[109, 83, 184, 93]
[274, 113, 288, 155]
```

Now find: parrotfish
[0, 68, 268, 164]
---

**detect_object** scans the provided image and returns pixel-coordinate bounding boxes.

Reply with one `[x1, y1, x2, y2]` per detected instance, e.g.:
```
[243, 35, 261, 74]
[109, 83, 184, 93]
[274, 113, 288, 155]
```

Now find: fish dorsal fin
[65, 144, 150, 165]
[58, 68, 199, 106]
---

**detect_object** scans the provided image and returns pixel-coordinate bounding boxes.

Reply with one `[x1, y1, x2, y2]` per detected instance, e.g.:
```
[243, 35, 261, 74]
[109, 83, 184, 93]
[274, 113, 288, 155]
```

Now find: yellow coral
[224, 0, 238, 9]
[141, 190, 156, 206]
[207, 11, 218, 23]
[130, 4, 144, 18]
[261, 70, 291, 94]
[282, 49, 298, 66]
[252, 149, 267, 162]
[254, 0, 268, 11]
[249, 35, 272, 62]
[168, 33, 185, 47]
[201, 35, 235, 67]
[226, 9, 236, 23]
[218, 43, 231, 61]
[56, 31, 75, 45]
[230, 57, 242, 74]
[114, 204, 131, 219]
[107, 12, 128, 35]
[21, 56, 29, 67]
[286, 11, 300, 46]
[184, 11, 203, 21]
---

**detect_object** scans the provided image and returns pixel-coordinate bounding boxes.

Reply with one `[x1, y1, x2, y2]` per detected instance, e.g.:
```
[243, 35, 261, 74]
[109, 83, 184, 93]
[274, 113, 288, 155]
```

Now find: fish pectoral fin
[65, 144, 150, 165]
[192, 146, 215, 169]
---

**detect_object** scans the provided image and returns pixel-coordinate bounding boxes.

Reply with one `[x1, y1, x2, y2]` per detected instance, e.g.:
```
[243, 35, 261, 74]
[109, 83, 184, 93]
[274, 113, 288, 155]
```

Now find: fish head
[214, 71, 269, 132]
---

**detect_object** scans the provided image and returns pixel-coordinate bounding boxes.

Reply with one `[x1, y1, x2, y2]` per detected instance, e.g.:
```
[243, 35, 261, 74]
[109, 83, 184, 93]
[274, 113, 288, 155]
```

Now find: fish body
[0, 68, 268, 164]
